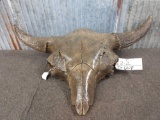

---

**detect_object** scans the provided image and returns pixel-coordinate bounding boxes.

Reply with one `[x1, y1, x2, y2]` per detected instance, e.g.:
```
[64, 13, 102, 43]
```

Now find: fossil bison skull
[15, 16, 152, 115]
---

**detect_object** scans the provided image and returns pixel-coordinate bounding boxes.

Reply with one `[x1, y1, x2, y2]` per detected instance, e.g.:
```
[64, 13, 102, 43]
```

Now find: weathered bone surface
[15, 16, 152, 115]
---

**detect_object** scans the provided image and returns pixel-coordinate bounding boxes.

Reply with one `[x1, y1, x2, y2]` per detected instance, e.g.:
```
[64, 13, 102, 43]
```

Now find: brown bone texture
[15, 16, 152, 115]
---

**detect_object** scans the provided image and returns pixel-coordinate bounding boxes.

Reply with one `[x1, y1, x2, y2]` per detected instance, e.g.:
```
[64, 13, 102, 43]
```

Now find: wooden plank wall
[118, 0, 160, 49]
[0, 0, 22, 50]
[0, 0, 159, 50]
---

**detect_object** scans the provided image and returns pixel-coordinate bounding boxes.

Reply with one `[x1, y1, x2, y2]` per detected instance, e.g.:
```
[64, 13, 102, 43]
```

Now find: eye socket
[47, 62, 53, 67]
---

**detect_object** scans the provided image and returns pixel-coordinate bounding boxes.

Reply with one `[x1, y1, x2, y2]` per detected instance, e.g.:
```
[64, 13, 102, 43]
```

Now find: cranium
[15, 16, 152, 115]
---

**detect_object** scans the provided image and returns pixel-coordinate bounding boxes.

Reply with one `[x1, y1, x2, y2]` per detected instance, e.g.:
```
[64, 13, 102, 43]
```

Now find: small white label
[115, 58, 143, 70]
[42, 72, 49, 80]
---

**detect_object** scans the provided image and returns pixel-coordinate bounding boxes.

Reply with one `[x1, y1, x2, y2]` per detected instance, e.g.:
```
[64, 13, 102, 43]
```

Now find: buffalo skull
[15, 16, 152, 115]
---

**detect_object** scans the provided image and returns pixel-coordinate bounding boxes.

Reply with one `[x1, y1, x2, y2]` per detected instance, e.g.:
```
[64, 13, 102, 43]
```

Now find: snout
[68, 64, 96, 115]
[75, 100, 90, 115]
